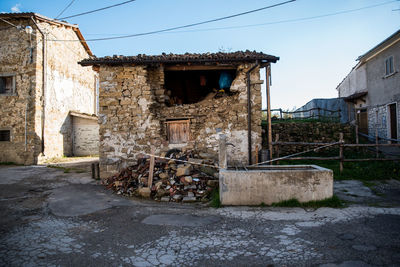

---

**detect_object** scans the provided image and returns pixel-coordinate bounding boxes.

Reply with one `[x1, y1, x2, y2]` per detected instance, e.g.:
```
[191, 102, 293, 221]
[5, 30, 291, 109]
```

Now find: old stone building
[0, 13, 99, 164]
[80, 51, 279, 176]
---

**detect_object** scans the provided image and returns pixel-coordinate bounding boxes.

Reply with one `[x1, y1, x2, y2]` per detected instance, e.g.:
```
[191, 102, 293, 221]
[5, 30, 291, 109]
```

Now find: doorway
[388, 103, 398, 140]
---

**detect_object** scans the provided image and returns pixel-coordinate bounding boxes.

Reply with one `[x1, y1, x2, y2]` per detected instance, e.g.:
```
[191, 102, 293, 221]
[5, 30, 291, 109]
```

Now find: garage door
[72, 116, 99, 156]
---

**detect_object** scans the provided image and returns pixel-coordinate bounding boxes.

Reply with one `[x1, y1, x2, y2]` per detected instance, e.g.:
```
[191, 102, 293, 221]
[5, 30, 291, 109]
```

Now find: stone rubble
[103, 150, 219, 203]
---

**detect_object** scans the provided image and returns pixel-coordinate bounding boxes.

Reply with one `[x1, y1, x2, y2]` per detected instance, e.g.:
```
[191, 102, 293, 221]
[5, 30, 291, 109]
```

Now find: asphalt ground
[0, 164, 399, 266]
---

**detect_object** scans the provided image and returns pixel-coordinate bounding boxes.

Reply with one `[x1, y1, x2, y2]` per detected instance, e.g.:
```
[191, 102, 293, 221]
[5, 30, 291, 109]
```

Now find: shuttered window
[165, 120, 190, 144]
[0, 130, 11, 142]
[0, 76, 15, 95]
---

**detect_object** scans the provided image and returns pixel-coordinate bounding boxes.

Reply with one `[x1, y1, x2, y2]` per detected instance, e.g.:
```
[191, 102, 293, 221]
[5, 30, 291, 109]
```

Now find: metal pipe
[246, 62, 259, 165]
[31, 17, 46, 154]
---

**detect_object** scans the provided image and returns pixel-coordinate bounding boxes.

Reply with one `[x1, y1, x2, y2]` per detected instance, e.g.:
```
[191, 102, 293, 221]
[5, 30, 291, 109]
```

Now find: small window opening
[164, 69, 236, 105]
[0, 76, 15, 95]
[165, 119, 190, 144]
[0, 130, 10, 141]
[385, 56, 394, 76]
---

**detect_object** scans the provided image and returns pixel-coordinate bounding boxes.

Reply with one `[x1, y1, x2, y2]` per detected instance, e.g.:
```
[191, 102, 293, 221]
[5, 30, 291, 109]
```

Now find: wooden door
[357, 110, 368, 134]
[389, 103, 397, 140]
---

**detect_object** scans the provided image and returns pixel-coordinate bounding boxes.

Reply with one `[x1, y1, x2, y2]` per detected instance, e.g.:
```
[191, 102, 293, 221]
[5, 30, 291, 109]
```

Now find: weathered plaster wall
[365, 41, 400, 107]
[98, 64, 262, 175]
[365, 41, 400, 140]
[337, 64, 367, 98]
[36, 21, 96, 160]
[0, 18, 40, 164]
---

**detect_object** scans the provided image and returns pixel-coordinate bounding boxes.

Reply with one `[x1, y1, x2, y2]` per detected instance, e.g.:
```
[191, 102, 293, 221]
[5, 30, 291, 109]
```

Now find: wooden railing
[272, 133, 400, 173]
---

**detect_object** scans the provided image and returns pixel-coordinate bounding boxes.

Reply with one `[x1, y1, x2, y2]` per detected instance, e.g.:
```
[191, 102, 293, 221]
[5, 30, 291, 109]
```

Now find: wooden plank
[344, 143, 400, 147]
[147, 147, 155, 189]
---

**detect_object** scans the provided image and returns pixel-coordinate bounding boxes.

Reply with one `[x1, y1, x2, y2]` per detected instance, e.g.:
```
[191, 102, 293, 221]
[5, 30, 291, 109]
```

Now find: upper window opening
[0, 130, 10, 142]
[164, 69, 236, 105]
[0, 75, 15, 95]
[385, 56, 394, 76]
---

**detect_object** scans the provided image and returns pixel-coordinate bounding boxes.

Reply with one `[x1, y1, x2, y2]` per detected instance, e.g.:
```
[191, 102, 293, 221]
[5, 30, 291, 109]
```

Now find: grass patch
[270, 195, 344, 209]
[210, 188, 221, 208]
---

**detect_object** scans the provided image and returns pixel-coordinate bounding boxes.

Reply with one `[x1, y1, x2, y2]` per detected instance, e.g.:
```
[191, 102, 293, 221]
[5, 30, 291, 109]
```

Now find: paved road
[0, 165, 399, 266]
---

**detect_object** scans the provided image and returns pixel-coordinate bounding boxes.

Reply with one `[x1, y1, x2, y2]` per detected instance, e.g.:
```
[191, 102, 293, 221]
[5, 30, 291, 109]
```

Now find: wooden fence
[262, 107, 341, 121]
[272, 133, 400, 173]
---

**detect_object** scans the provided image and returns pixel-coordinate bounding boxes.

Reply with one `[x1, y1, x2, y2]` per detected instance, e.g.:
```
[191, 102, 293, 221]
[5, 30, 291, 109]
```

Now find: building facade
[0, 13, 98, 164]
[80, 52, 278, 176]
[336, 29, 400, 140]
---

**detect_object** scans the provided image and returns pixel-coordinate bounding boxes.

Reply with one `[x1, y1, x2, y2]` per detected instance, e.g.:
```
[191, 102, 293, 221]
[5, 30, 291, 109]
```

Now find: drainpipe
[246, 62, 259, 165]
[31, 17, 46, 155]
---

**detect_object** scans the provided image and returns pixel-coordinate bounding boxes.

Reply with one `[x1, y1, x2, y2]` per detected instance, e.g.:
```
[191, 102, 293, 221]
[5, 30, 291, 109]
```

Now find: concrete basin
[219, 165, 333, 206]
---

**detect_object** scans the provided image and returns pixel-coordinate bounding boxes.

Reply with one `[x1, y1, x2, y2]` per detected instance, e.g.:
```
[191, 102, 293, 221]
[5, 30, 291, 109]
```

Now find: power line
[156, 0, 399, 34]
[58, 0, 136, 20]
[55, 0, 76, 19]
[49, 0, 296, 42]
[84, 0, 397, 36]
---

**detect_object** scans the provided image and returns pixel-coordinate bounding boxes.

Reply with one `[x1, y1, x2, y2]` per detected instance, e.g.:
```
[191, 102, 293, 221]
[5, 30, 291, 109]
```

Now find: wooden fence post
[279, 108, 283, 120]
[375, 128, 379, 158]
[355, 125, 359, 144]
[91, 163, 95, 180]
[275, 133, 280, 165]
[339, 132, 344, 173]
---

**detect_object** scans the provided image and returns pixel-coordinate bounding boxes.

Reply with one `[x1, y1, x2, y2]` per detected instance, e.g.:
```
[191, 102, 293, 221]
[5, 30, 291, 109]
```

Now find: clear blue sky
[1, 0, 399, 110]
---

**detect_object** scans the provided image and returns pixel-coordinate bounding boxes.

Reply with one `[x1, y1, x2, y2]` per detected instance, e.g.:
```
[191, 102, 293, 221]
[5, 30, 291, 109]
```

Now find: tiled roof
[0, 12, 92, 56]
[79, 50, 279, 66]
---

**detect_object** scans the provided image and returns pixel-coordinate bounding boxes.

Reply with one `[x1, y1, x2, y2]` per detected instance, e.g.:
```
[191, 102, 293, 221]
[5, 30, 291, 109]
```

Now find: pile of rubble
[103, 150, 219, 203]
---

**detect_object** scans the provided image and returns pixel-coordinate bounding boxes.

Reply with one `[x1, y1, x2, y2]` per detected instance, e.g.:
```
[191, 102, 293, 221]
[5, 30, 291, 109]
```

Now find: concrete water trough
[219, 165, 333, 206]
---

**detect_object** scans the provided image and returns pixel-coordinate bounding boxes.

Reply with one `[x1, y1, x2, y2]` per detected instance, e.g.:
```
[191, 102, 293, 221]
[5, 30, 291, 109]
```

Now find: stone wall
[367, 101, 400, 140]
[266, 122, 354, 156]
[0, 17, 96, 164]
[0, 18, 40, 164]
[98, 64, 262, 176]
[36, 21, 96, 160]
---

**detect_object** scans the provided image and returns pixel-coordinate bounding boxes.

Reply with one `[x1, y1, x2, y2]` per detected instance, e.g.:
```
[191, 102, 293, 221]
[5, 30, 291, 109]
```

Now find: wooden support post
[147, 147, 155, 188]
[339, 132, 344, 173]
[275, 133, 280, 165]
[375, 128, 379, 158]
[96, 163, 100, 180]
[279, 108, 283, 120]
[91, 163, 95, 180]
[265, 64, 273, 162]
[219, 134, 227, 169]
[355, 125, 359, 144]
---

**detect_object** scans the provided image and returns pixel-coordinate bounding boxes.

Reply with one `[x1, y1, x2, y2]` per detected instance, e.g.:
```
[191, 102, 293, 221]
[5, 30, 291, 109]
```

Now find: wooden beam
[164, 65, 237, 71]
[265, 64, 273, 163]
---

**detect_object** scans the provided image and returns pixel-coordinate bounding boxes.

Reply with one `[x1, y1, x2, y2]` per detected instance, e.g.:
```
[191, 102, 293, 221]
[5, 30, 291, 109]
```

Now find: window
[0, 130, 10, 142]
[165, 119, 190, 144]
[0, 75, 15, 95]
[385, 56, 394, 76]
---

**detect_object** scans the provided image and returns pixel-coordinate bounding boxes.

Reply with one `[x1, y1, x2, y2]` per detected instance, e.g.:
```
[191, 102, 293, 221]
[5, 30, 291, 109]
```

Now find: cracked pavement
[0, 164, 399, 266]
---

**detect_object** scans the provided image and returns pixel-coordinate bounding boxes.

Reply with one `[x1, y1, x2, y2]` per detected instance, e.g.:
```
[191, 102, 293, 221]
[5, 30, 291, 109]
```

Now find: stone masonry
[0, 13, 97, 164]
[95, 63, 264, 175]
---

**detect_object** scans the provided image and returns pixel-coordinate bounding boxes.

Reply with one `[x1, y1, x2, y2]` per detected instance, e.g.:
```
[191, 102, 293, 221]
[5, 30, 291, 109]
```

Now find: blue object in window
[219, 71, 233, 89]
